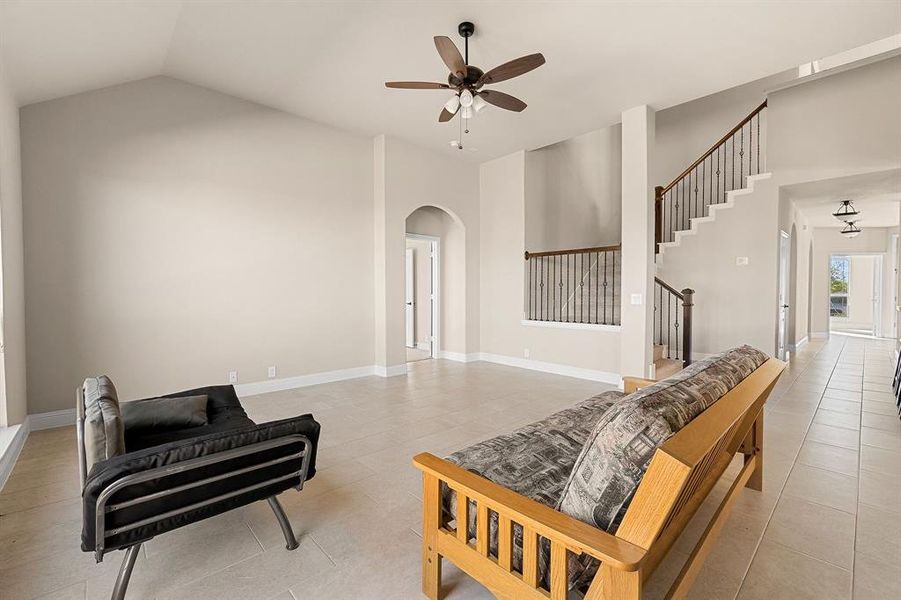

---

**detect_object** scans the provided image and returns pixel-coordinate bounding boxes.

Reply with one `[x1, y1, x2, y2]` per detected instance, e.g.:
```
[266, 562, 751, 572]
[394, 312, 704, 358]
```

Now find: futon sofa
[414, 345, 784, 600]
[76, 377, 320, 600]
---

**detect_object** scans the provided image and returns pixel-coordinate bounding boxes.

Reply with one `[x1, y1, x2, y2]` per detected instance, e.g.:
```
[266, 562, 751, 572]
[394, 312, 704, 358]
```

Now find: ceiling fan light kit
[385, 21, 545, 150]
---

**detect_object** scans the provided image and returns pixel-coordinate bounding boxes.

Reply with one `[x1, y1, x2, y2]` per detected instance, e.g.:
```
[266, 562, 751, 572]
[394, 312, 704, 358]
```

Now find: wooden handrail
[654, 276, 683, 299]
[661, 100, 766, 194]
[524, 244, 621, 260]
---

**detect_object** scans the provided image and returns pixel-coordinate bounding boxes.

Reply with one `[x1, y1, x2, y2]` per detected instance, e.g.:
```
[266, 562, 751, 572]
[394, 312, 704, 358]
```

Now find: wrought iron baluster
[740, 123, 744, 185]
[602, 251, 607, 324]
[675, 297, 681, 360]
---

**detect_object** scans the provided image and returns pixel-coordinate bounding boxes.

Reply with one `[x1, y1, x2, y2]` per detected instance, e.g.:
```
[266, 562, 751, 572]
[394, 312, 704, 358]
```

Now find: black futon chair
[76, 379, 320, 600]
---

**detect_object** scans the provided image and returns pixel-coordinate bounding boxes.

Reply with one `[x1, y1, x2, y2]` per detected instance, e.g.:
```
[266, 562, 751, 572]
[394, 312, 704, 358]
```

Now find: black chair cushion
[123, 385, 255, 452]
[82, 413, 320, 553]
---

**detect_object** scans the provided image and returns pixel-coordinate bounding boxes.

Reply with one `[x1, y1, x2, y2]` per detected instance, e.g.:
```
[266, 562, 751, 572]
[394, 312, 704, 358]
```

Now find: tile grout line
[733, 337, 842, 599]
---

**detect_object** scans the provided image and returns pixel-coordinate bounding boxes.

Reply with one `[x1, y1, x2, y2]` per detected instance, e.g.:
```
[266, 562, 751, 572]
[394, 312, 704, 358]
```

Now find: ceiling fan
[385, 21, 545, 127]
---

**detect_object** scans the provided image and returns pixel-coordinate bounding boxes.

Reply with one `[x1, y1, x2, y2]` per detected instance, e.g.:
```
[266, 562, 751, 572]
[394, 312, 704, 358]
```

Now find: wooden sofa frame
[413, 358, 785, 600]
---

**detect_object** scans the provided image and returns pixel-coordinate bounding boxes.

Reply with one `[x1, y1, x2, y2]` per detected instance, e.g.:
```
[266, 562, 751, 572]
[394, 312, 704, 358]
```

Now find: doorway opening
[777, 230, 792, 360]
[405, 234, 439, 363]
[829, 253, 884, 338]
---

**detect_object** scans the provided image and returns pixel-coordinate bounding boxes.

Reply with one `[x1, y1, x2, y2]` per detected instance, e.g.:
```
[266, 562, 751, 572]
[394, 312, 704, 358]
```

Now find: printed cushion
[82, 376, 127, 470]
[442, 389, 625, 584]
[555, 345, 769, 589]
[557, 345, 769, 531]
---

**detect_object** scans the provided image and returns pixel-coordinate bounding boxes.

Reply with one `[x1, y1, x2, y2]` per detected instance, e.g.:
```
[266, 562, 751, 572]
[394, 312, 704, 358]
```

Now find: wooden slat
[665, 455, 758, 600]
[422, 473, 442, 599]
[477, 503, 489, 556]
[498, 515, 512, 571]
[522, 527, 539, 587]
[413, 453, 647, 570]
[457, 491, 469, 542]
[550, 542, 568, 600]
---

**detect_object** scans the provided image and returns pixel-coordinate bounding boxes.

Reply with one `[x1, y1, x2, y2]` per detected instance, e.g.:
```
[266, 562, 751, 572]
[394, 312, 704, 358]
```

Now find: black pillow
[121, 395, 208, 431]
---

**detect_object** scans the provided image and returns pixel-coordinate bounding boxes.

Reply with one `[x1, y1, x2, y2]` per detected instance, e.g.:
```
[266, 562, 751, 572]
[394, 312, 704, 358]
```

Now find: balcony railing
[524, 244, 621, 325]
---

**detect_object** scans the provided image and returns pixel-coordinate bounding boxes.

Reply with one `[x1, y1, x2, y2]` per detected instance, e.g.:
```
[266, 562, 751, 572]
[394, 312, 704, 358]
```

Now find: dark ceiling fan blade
[385, 81, 450, 89]
[439, 105, 459, 122]
[479, 90, 527, 112]
[434, 36, 466, 77]
[477, 53, 546, 87]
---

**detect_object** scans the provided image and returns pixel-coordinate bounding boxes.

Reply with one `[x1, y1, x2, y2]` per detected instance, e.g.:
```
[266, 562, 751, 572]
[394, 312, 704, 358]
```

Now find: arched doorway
[404, 205, 466, 364]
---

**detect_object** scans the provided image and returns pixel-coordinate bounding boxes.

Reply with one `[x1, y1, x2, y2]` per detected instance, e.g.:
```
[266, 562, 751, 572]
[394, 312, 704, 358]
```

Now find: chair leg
[267, 496, 299, 550]
[110, 543, 142, 600]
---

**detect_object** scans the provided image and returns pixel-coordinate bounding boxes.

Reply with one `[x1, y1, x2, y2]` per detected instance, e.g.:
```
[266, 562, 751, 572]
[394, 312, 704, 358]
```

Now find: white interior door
[405, 248, 415, 348]
[778, 231, 791, 359]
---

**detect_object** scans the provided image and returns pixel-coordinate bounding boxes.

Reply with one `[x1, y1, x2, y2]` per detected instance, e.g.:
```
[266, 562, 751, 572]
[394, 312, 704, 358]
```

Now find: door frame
[827, 251, 885, 338]
[777, 230, 791, 360]
[405, 233, 441, 359]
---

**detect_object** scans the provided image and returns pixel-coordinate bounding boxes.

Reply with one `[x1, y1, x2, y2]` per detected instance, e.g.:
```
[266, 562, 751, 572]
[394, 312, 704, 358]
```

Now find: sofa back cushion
[556, 345, 769, 534]
[82, 376, 127, 471]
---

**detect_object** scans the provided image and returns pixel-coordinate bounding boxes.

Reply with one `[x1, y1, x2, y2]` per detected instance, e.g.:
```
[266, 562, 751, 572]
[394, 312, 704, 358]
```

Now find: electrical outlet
[228, 370, 238, 384]
[736, 256, 749, 266]
[524, 348, 530, 359]
[268, 366, 277, 379]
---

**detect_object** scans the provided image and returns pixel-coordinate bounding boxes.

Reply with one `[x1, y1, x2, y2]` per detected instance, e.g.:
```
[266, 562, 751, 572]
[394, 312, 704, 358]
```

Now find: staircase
[654, 344, 683, 380]
[650, 100, 768, 379]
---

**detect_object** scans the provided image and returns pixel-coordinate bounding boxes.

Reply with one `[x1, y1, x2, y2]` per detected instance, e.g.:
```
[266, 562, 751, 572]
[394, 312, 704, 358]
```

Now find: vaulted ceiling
[1, 1, 898, 160]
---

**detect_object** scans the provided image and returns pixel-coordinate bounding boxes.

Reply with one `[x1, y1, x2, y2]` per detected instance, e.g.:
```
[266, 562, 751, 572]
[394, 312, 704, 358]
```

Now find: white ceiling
[785, 169, 901, 228]
[1, 1, 899, 161]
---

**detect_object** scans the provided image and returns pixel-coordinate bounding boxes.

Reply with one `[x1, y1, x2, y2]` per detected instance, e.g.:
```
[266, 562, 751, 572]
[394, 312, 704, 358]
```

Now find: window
[830, 256, 850, 317]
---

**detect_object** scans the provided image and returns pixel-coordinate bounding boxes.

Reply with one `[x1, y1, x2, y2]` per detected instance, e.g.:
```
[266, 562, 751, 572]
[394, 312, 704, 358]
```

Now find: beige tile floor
[1, 336, 899, 600]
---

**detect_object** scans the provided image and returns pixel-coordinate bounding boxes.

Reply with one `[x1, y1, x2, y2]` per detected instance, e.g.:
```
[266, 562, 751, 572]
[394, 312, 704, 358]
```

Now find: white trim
[520, 319, 622, 333]
[476, 352, 620, 385]
[235, 365, 376, 396]
[438, 350, 479, 363]
[374, 364, 407, 378]
[415, 341, 431, 351]
[29, 408, 76, 431]
[0, 421, 30, 491]
[789, 336, 809, 352]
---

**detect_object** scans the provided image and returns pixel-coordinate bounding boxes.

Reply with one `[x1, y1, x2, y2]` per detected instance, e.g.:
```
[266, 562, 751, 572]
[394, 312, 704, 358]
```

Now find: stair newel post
[654, 186, 664, 253]
[681, 288, 694, 368]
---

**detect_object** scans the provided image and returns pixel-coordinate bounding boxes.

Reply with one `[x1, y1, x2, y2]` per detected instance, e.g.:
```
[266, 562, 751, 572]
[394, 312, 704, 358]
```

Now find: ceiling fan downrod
[458, 21, 474, 65]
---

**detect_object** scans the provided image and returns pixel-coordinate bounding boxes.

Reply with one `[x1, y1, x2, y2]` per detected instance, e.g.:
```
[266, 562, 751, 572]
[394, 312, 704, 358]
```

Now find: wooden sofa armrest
[623, 376, 656, 394]
[413, 452, 646, 571]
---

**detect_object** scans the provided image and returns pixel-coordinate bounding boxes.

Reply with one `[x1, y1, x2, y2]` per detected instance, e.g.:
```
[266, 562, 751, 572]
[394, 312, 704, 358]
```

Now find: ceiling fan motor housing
[449, 65, 484, 88]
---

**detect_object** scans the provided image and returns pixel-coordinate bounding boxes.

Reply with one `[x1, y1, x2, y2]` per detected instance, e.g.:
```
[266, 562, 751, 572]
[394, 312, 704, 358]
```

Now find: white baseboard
[374, 364, 407, 378]
[0, 420, 30, 491]
[235, 365, 376, 396]
[438, 350, 479, 363]
[29, 408, 76, 431]
[476, 352, 620, 386]
[788, 336, 809, 352]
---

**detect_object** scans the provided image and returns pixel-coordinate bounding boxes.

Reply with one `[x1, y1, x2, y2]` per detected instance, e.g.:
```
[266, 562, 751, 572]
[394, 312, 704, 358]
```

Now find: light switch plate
[268, 366, 277, 379]
[228, 371, 238, 384]
[630, 293, 643, 305]
[736, 256, 749, 266]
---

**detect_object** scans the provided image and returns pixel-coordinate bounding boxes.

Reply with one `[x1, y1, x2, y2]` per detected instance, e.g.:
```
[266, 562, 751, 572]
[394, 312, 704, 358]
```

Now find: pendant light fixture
[841, 221, 861, 238]
[832, 200, 859, 222]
